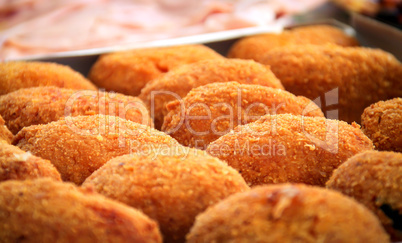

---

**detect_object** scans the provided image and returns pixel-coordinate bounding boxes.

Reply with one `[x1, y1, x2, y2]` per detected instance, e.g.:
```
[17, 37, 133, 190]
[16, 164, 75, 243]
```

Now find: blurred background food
[0, 0, 328, 59]
[1, 0, 401, 60]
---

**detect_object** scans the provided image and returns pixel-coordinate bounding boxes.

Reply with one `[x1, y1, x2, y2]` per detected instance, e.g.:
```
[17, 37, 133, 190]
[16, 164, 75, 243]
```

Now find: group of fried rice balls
[0, 25, 401, 243]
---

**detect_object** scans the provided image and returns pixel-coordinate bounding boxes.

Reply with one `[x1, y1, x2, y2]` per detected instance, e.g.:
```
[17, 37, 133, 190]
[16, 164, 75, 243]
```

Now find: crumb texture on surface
[361, 98, 402, 152]
[207, 114, 373, 186]
[88, 45, 223, 96]
[0, 87, 153, 134]
[12, 115, 178, 184]
[0, 114, 13, 143]
[162, 82, 323, 149]
[0, 142, 61, 182]
[0, 61, 97, 95]
[139, 58, 284, 129]
[187, 184, 389, 243]
[228, 25, 359, 61]
[327, 150, 402, 241]
[83, 149, 249, 242]
[0, 179, 162, 242]
[259, 45, 402, 123]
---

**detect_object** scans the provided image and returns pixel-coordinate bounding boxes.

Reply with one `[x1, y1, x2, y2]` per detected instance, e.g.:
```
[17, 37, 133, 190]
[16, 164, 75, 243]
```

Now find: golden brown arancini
[12, 115, 178, 185]
[162, 82, 323, 149]
[0, 142, 61, 182]
[139, 58, 284, 129]
[0, 178, 162, 242]
[0, 86, 152, 134]
[88, 45, 223, 96]
[186, 184, 389, 243]
[259, 44, 402, 124]
[0, 61, 97, 95]
[82, 148, 249, 243]
[327, 151, 402, 241]
[206, 114, 373, 187]
[227, 25, 359, 61]
[0, 114, 12, 143]
[361, 98, 402, 152]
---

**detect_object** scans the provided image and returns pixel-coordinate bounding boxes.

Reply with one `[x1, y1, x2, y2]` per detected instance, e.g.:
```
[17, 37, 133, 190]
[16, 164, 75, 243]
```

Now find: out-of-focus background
[0, 0, 400, 60]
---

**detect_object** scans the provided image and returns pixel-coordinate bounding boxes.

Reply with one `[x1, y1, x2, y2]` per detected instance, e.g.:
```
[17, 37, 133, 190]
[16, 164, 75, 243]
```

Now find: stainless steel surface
[352, 13, 402, 61]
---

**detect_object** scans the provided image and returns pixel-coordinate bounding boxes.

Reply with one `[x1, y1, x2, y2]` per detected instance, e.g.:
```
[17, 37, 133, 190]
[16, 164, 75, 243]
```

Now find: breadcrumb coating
[187, 184, 389, 243]
[207, 114, 373, 186]
[0, 142, 61, 182]
[0, 114, 12, 143]
[259, 45, 402, 124]
[327, 151, 402, 241]
[83, 149, 249, 243]
[0, 61, 96, 95]
[0, 179, 162, 242]
[0, 86, 152, 134]
[361, 98, 402, 152]
[139, 58, 284, 129]
[162, 82, 323, 149]
[13, 115, 178, 184]
[227, 25, 359, 61]
[88, 45, 223, 96]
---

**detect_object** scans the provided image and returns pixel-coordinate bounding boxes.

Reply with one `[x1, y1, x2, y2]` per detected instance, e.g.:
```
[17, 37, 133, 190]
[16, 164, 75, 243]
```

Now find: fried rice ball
[82, 148, 249, 243]
[0, 142, 61, 182]
[207, 114, 373, 187]
[162, 82, 323, 149]
[361, 98, 402, 152]
[88, 45, 223, 96]
[327, 151, 402, 241]
[0, 86, 152, 134]
[227, 25, 359, 61]
[0, 61, 96, 95]
[186, 184, 389, 243]
[259, 44, 402, 124]
[0, 114, 12, 143]
[12, 115, 178, 185]
[0, 178, 162, 242]
[139, 58, 284, 129]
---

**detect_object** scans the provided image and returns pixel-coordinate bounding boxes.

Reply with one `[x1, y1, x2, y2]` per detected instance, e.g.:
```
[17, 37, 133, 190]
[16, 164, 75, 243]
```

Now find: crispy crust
[0, 143, 61, 182]
[12, 115, 178, 185]
[0, 61, 96, 95]
[206, 114, 373, 186]
[162, 82, 323, 149]
[259, 45, 402, 124]
[187, 184, 389, 243]
[0, 115, 12, 143]
[88, 45, 223, 96]
[327, 151, 402, 241]
[139, 59, 284, 129]
[0, 179, 162, 242]
[227, 25, 359, 61]
[0, 86, 153, 134]
[361, 98, 402, 152]
[82, 149, 249, 243]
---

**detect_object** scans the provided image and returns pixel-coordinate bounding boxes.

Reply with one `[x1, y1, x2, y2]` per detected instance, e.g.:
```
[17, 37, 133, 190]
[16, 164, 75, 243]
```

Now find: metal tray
[351, 13, 402, 61]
